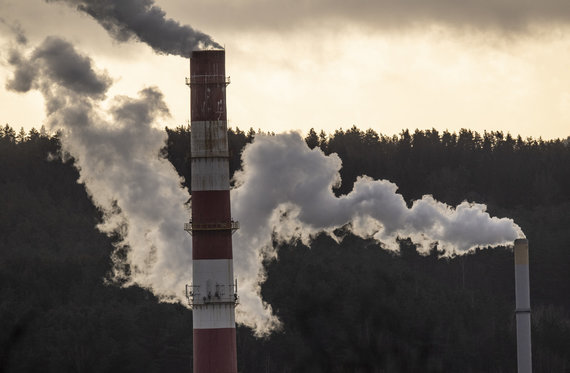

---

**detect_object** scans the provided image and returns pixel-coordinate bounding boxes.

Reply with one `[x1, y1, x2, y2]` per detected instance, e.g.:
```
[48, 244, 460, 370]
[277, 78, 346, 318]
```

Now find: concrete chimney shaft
[514, 238, 532, 373]
[187, 50, 238, 373]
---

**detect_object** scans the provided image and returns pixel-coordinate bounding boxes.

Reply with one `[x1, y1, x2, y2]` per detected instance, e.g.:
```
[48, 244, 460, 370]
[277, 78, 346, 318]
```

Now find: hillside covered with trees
[1, 124, 569, 372]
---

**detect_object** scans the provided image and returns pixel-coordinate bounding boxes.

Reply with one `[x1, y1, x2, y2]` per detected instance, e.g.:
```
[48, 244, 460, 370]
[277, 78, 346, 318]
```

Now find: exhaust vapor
[5, 36, 524, 336]
[230, 133, 524, 333]
[234, 133, 522, 253]
[45, 0, 221, 56]
[5, 36, 192, 300]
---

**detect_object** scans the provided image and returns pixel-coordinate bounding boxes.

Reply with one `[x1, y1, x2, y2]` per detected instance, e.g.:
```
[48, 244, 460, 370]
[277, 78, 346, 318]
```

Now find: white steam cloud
[5, 37, 523, 336]
[230, 133, 523, 332]
[5, 36, 192, 300]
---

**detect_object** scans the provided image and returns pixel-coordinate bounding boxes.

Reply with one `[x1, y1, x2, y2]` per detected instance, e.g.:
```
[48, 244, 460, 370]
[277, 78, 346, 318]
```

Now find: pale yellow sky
[1, 0, 569, 140]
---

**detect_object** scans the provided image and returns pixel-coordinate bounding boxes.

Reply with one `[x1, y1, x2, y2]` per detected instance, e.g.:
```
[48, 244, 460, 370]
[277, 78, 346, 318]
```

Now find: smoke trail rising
[4, 37, 524, 336]
[45, 0, 221, 56]
[5, 36, 192, 299]
[230, 132, 524, 333]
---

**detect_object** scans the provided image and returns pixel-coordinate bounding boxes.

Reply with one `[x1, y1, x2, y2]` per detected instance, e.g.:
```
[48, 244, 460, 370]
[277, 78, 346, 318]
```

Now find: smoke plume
[230, 133, 523, 333]
[5, 37, 524, 336]
[45, 0, 221, 56]
[5, 36, 192, 300]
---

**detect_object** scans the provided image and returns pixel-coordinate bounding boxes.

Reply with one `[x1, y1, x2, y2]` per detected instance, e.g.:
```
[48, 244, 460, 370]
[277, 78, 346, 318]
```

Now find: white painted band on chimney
[191, 158, 229, 191]
[193, 259, 235, 291]
[192, 259, 236, 329]
[191, 121, 229, 158]
[193, 304, 236, 329]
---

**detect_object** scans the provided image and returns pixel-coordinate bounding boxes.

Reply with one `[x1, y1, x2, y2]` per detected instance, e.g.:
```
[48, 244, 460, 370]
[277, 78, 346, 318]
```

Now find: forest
[1, 124, 569, 372]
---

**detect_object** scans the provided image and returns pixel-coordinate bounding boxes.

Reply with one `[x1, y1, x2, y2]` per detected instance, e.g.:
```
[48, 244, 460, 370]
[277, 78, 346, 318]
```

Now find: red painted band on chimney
[191, 190, 231, 222]
[191, 191, 233, 259]
[193, 328, 237, 373]
[192, 234, 233, 260]
[190, 50, 227, 122]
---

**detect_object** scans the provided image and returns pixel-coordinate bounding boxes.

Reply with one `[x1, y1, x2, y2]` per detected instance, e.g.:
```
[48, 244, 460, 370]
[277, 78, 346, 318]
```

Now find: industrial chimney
[514, 238, 532, 373]
[185, 50, 238, 373]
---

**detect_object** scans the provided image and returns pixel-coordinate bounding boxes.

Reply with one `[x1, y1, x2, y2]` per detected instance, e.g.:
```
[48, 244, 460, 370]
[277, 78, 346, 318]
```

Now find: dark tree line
[1, 124, 569, 372]
[306, 126, 570, 207]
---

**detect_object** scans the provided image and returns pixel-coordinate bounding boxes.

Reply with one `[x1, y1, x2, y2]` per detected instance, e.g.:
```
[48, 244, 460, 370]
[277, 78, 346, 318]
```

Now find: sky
[1, 0, 570, 140]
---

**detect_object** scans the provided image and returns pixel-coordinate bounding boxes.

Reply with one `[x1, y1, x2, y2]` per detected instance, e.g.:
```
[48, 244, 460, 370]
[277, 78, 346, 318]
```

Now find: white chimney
[514, 238, 532, 373]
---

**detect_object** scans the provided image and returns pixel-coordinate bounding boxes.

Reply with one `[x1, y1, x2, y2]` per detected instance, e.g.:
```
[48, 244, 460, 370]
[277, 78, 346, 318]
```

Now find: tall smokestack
[514, 238, 532, 373]
[185, 50, 238, 373]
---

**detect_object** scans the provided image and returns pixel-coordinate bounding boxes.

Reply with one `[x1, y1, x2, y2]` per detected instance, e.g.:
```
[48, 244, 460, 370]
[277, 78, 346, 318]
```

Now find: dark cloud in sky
[32, 37, 111, 98]
[327, 0, 570, 29]
[177, 0, 570, 33]
[6, 36, 111, 100]
[5, 51, 35, 92]
[45, 0, 220, 56]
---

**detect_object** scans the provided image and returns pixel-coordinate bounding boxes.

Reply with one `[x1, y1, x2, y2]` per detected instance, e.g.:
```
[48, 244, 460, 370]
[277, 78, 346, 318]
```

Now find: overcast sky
[1, 0, 570, 139]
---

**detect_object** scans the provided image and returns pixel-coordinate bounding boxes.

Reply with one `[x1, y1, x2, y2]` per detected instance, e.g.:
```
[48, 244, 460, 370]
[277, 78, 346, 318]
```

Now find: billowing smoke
[230, 132, 524, 333]
[5, 36, 193, 300]
[45, 0, 221, 56]
[5, 36, 524, 336]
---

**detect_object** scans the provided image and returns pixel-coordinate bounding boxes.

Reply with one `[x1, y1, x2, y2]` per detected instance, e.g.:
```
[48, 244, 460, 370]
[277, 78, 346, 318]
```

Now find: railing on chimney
[185, 280, 239, 308]
[184, 220, 240, 234]
[185, 75, 230, 86]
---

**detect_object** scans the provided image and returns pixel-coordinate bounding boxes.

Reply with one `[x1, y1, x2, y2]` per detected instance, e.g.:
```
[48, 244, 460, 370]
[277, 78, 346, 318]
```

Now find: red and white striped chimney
[185, 50, 238, 373]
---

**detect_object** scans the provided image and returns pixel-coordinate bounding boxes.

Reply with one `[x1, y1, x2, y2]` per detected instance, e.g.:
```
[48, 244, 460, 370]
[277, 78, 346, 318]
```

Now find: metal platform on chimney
[184, 220, 240, 234]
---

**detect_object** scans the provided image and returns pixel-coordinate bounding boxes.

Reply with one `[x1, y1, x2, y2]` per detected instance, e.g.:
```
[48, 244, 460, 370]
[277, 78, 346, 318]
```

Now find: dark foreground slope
[1, 125, 569, 372]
